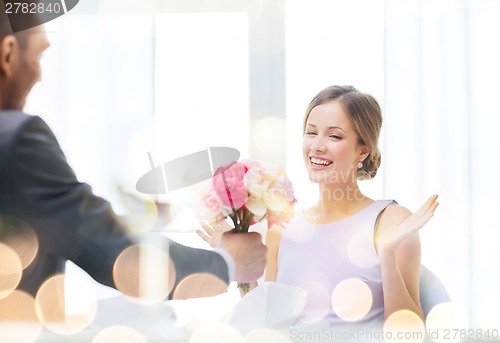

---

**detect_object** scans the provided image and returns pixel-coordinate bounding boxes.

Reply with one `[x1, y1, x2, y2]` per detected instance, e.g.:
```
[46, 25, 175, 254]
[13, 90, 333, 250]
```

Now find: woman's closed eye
[305, 131, 341, 140]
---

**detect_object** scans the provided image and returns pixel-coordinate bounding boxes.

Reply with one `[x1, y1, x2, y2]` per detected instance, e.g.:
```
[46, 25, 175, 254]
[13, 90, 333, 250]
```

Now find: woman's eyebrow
[328, 126, 345, 132]
[306, 123, 345, 132]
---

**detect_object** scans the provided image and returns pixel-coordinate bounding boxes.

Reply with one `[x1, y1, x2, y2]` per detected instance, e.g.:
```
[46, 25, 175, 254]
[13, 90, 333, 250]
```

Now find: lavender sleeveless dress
[276, 200, 396, 329]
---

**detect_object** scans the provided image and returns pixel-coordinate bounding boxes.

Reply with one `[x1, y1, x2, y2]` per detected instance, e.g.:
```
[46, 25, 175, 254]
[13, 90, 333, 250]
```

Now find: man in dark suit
[0, 14, 266, 300]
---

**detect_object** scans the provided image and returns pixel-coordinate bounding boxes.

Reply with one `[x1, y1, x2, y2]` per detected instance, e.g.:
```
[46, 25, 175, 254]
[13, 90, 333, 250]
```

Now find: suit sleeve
[11, 116, 229, 291]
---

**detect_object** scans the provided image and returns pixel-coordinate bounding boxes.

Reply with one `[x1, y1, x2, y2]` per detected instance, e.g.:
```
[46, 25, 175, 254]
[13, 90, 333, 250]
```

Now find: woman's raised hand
[377, 194, 439, 253]
[196, 219, 233, 248]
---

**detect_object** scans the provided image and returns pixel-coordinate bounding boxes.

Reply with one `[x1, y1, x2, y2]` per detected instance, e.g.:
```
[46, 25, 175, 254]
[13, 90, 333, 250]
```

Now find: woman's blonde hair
[303, 85, 383, 180]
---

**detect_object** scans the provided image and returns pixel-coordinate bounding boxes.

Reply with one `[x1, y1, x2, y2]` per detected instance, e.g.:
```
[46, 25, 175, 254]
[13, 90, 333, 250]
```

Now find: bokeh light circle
[383, 310, 425, 343]
[0, 242, 23, 300]
[189, 322, 243, 343]
[35, 274, 97, 335]
[425, 302, 469, 343]
[331, 278, 373, 322]
[0, 290, 42, 343]
[0, 217, 39, 270]
[113, 244, 176, 304]
[92, 325, 148, 343]
[172, 273, 227, 300]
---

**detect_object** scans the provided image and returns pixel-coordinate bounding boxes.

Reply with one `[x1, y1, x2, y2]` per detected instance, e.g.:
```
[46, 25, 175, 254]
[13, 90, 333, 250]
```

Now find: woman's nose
[309, 137, 326, 153]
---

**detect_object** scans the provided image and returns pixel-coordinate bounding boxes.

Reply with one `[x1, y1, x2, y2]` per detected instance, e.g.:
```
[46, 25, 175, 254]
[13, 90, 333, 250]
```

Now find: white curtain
[24, 13, 156, 212]
[383, 0, 500, 328]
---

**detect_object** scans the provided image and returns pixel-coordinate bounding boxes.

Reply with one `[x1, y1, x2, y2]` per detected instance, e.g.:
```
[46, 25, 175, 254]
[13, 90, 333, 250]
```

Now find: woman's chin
[306, 171, 326, 184]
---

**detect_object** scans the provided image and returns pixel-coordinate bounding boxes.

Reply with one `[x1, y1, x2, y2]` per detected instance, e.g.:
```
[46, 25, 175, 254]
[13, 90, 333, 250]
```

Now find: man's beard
[3, 58, 31, 110]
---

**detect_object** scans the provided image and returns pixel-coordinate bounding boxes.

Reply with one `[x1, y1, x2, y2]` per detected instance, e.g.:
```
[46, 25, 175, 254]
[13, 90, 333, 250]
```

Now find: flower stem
[238, 282, 251, 296]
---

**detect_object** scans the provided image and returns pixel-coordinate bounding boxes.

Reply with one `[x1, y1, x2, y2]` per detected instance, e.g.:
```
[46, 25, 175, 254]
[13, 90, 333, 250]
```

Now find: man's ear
[0, 36, 19, 76]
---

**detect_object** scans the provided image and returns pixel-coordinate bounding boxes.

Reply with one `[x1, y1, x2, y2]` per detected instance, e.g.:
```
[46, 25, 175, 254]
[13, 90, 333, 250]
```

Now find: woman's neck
[309, 181, 372, 222]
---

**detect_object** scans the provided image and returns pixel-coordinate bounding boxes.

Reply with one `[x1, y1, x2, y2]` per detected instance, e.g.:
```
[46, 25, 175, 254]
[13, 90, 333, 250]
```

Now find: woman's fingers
[411, 197, 439, 228]
[398, 196, 439, 240]
[199, 220, 215, 233]
[196, 229, 211, 242]
[381, 196, 439, 251]
[215, 218, 234, 232]
[197, 219, 228, 248]
[413, 194, 439, 218]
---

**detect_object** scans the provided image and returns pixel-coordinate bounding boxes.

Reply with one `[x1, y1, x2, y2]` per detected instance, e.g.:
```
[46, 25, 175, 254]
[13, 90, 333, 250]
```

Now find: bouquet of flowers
[193, 159, 296, 293]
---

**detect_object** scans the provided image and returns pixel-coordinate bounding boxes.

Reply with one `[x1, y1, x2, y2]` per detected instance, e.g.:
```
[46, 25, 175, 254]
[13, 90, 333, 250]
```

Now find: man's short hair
[0, 1, 14, 37]
[1, 1, 43, 48]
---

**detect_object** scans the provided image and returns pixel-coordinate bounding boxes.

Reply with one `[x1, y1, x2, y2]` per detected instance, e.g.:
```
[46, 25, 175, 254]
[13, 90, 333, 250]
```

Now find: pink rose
[213, 162, 248, 209]
[190, 183, 229, 223]
[201, 189, 224, 220]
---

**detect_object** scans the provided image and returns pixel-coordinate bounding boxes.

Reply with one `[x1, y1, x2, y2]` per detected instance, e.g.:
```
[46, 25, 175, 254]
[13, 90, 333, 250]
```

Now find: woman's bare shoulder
[378, 203, 412, 228]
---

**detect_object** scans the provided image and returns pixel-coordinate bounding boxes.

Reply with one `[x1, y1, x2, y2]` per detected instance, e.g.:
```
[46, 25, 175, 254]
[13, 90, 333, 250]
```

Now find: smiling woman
[281, 0, 500, 332]
[267, 85, 439, 332]
[302, 86, 382, 185]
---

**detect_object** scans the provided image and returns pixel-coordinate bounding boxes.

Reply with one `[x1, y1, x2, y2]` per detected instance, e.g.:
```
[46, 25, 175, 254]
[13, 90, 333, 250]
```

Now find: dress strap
[352, 199, 398, 237]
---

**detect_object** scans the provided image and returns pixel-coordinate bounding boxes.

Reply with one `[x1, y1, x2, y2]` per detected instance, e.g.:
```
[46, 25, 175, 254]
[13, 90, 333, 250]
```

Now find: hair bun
[358, 148, 381, 180]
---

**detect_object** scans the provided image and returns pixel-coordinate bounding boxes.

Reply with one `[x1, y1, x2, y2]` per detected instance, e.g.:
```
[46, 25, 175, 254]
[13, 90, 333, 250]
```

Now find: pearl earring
[357, 161, 363, 169]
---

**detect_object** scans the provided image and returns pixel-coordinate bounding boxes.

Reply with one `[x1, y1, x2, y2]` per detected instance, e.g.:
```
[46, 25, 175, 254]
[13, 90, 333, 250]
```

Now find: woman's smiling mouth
[310, 157, 333, 167]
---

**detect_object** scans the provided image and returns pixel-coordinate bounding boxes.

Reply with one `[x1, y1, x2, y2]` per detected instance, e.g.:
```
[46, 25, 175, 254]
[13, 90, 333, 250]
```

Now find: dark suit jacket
[0, 111, 229, 296]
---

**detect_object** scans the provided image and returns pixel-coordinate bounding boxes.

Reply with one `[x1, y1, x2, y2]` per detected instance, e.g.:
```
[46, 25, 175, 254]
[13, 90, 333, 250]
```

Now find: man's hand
[219, 231, 267, 283]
